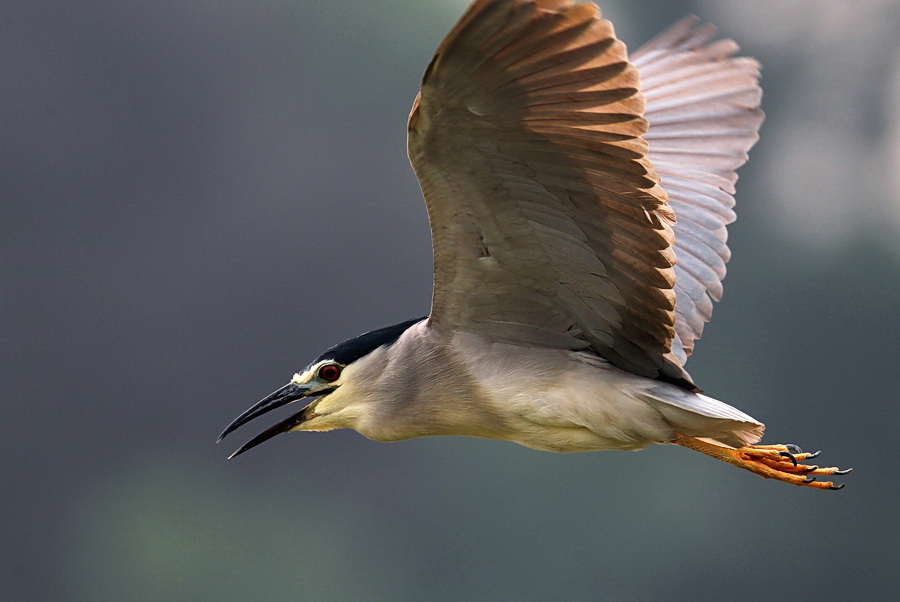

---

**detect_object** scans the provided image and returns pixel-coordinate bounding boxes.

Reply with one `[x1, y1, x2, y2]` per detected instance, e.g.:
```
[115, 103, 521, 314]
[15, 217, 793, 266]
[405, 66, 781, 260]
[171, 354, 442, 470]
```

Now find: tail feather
[644, 384, 764, 448]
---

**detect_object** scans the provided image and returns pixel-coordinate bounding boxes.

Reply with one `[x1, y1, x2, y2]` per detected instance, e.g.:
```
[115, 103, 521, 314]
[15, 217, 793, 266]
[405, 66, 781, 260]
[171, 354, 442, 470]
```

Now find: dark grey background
[4, 0, 899, 599]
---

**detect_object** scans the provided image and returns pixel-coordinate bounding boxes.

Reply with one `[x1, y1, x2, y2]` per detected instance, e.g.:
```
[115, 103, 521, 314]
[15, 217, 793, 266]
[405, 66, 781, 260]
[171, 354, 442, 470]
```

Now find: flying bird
[219, 0, 850, 489]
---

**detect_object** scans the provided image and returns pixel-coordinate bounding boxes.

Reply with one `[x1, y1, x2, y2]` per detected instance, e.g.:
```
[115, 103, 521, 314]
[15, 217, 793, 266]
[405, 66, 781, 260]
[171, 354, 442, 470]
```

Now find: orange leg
[673, 433, 851, 490]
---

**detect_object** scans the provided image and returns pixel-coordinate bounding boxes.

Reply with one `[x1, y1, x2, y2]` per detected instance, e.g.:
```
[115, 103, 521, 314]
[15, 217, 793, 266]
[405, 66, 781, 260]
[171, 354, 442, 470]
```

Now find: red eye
[318, 364, 341, 382]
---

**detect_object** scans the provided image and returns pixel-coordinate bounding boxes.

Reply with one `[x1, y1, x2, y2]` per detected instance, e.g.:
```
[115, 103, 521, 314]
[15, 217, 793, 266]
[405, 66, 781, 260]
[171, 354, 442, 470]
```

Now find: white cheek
[314, 389, 344, 413]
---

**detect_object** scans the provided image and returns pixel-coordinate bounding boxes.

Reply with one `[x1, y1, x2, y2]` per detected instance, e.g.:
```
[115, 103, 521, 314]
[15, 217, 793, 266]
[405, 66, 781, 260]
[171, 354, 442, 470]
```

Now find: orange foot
[673, 433, 852, 490]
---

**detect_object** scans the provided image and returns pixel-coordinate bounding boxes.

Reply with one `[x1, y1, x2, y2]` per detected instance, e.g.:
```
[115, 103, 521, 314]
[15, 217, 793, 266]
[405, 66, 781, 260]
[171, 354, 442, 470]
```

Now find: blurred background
[3, 0, 899, 599]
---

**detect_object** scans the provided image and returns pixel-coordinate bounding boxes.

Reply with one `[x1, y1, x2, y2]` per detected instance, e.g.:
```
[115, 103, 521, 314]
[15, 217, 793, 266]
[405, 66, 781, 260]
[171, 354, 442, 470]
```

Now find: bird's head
[217, 317, 425, 458]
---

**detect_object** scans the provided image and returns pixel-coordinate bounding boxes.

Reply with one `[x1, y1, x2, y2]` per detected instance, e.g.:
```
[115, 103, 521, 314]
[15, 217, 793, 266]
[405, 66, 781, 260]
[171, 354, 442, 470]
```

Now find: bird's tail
[643, 384, 765, 448]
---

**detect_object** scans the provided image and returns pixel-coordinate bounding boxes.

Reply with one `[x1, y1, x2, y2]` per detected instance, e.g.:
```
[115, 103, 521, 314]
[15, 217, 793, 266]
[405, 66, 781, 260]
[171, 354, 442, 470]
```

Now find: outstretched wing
[408, 0, 691, 386]
[632, 17, 764, 362]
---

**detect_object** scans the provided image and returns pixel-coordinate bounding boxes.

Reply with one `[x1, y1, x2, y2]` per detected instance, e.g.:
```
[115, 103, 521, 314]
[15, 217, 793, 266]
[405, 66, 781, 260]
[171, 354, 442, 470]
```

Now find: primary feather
[633, 16, 764, 362]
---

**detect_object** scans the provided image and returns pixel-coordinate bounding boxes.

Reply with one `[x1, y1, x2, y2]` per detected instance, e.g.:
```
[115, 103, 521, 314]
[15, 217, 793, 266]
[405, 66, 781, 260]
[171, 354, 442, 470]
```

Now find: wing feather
[409, 0, 691, 385]
[632, 16, 763, 360]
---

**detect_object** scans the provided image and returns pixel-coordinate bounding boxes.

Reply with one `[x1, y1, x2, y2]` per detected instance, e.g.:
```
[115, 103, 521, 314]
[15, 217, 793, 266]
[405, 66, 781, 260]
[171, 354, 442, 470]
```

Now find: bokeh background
[4, 0, 899, 599]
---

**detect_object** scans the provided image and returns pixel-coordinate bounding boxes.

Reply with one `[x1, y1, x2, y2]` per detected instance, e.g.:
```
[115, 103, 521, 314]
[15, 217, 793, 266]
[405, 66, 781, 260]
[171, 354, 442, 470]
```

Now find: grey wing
[408, 0, 691, 385]
[631, 17, 764, 362]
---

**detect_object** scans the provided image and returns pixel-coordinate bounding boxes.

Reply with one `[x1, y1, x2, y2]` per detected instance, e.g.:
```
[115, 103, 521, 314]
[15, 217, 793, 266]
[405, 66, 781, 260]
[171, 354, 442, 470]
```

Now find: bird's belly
[498, 393, 672, 453]
[470, 352, 676, 453]
[505, 422, 648, 453]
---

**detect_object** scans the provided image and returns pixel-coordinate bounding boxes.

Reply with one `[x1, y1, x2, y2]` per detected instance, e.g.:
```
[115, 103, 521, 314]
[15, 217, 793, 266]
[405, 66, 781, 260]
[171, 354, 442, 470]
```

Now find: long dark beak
[217, 383, 317, 459]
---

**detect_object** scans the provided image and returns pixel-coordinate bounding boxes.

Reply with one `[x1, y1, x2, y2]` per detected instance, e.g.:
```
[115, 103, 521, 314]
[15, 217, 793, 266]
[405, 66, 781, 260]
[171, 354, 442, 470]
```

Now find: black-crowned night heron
[219, 0, 850, 489]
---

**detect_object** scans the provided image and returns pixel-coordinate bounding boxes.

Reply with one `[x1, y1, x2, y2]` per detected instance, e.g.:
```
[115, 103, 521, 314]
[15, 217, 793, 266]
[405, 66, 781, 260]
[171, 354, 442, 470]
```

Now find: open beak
[217, 383, 319, 459]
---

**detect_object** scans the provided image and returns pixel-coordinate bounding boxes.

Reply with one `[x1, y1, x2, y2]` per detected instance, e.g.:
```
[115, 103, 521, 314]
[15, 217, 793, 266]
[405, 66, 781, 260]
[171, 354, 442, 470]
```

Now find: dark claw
[785, 444, 803, 454]
[806, 450, 821, 459]
[803, 475, 816, 483]
[833, 467, 853, 475]
[829, 483, 846, 490]
[803, 465, 819, 474]
[779, 451, 798, 466]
